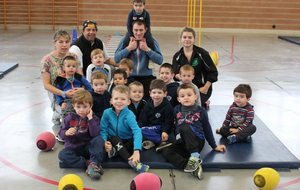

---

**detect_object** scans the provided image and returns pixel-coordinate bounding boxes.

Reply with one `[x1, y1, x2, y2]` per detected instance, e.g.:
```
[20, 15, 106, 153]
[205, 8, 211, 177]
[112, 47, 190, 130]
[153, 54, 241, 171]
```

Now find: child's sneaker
[184, 156, 200, 172]
[108, 147, 116, 158]
[227, 134, 237, 144]
[86, 162, 102, 180]
[142, 140, 155, 150]
[245, 136, 252, 143]
[156, 142, 173, 152]
[134, 162, 150, 173]
[55, 135, 65, 144]
[192, 161, 203, 180]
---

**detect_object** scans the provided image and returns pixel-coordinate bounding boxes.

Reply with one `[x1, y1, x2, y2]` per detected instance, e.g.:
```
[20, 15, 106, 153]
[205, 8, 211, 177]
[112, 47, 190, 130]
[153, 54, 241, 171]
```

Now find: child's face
[54, 36, 70, 55]
[150, 88, 166, 106]
[113, 74, 127, 86]
[179, 70, 195, 84]
[111, 91, 130, 113]
[92, 78, 107, 94]
[177, 88, 198, 107]
[130, 85, 144, 103]
[92, 53, 105, 67]
[159, 67, 174, 84]
[133, 2, 145, 15]
[234, 92, 249, 107]
[119, 65, 132, 77]
[73, 102, 91, 118]
[181, 31, 195, 48]
[63, 60, 77, 76]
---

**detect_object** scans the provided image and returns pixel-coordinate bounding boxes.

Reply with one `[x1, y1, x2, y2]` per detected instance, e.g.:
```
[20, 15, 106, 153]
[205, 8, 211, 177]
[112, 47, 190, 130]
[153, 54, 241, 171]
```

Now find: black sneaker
[155, 142, 172, 152]
[142, 140, 155, 150]
[108, 147, 116, 158]
[55, 135, 65, 144]
[192, 161, 203, 180]
[184, 156, 200, 172]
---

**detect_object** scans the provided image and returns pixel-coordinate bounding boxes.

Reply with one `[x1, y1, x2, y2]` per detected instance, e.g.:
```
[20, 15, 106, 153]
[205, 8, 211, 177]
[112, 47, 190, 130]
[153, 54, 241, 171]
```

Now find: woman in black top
[172, 27, 218, 109]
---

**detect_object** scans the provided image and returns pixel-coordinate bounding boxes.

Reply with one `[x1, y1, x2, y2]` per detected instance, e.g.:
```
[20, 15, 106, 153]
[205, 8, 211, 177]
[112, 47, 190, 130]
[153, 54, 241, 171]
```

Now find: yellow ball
[253, 168, 280, 190]
[210, 51, 219, 66]
[58, 174, 84, 190]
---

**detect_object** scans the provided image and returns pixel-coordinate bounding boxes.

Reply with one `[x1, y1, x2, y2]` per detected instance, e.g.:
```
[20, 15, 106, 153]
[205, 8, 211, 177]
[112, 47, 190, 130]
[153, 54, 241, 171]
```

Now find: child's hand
[104, 141, 112, 153]
[229, 128, 239, 134]
[65, 127, 77, 136]
[61, 102, 67, 110]
[128, 150, 140, 166]
[161, 132, 169, 142]
[87, 108, 93, 120]
[214, 145, 226, 152]
[127, 37, 137, 51]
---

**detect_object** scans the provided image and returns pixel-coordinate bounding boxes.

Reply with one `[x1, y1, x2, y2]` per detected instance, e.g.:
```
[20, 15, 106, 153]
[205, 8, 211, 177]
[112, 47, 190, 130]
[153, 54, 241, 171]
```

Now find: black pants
[161, 124, 205, 169]
[200, 85, 212, 108]
[108, 136, 134, 161]
[219, 124, 256, 142]
[132, 75, 156, 101]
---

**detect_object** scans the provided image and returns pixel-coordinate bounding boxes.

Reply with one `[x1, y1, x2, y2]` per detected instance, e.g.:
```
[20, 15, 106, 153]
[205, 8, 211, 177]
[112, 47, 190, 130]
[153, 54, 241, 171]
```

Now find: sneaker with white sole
[192, 160, 203, 180]
[184, 156, 200, 172]
[86, 162, 102, 180]
[108, 147, 116, 158]
[142, 140, 155, 150]
[155, 142, 172, 152]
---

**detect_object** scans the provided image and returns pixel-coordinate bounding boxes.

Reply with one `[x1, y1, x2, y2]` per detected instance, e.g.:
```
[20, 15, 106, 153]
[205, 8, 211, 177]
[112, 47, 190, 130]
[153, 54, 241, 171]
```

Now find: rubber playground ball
[253, 167, 280, 190]
[58, 174, 84, 190]
[130, 172, 162, 190]
[36, 131, 56, 151]
[210, 50, 219, 66]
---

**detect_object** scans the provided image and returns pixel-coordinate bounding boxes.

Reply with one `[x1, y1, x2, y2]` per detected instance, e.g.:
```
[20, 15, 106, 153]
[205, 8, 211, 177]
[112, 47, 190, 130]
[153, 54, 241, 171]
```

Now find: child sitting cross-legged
[138, 79, 174, 151]
[58, 89, 105, 180]
[100, 85, 149, 173]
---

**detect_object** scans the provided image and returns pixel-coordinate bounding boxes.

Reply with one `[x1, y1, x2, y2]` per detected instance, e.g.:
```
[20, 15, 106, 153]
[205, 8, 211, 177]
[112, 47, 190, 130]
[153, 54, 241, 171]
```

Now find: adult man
[115, 20, 163, 99]
[70, 20, 116, 76]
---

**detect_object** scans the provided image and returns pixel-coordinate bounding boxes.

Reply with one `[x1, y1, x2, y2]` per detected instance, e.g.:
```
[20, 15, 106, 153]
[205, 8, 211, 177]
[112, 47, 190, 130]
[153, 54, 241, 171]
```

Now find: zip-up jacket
[100, 107, 142, 150]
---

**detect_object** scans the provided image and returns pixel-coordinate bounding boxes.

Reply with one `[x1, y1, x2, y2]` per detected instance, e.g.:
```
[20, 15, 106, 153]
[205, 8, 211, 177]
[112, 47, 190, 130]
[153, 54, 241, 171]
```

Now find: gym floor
[0, 29, 299, 190]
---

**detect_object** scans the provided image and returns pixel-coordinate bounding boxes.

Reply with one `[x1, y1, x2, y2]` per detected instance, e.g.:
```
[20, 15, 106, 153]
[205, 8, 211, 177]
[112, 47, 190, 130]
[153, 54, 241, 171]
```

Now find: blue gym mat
[102, 106, 300, 170]
[0, 63, 19, 79]
[278, 36, 300, 46]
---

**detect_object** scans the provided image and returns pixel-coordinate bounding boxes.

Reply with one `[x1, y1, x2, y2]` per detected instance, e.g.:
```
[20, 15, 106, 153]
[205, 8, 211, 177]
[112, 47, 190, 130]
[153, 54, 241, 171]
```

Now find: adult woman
[41, 30, 81, 127]
[172, 27, 218, 109]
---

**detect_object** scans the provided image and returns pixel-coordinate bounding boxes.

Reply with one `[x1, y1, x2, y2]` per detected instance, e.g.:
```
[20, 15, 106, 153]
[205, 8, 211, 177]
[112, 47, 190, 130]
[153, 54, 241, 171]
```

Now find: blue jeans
[58, 136, 104, 168]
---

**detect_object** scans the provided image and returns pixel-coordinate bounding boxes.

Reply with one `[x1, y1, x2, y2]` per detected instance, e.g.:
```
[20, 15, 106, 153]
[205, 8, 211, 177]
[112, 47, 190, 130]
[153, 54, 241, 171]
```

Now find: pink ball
[130, 173, 162, 190]
[36, 131, 56, 151]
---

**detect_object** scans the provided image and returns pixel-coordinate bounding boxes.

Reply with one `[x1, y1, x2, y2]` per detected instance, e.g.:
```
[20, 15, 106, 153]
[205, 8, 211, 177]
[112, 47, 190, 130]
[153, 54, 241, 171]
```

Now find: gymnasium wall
[0, 0, 299, 30]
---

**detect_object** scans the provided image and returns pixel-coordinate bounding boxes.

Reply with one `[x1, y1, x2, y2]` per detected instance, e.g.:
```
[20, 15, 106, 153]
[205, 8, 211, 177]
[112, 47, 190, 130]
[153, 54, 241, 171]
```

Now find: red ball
[130, 173, 162, 190]
[36, 131, 56, 151]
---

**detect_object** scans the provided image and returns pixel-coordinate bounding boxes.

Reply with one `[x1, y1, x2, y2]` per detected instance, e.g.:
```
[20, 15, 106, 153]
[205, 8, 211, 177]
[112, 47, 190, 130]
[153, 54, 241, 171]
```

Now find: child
[55, 55, 92, 117]
[128, 81, 147, 122]
[178, 64, 201, 106]
[118, 58, 135, 85]
[90, 71, 111, 120]
[139, 79, 174, 151]
[160, 83, 226, 180]
[100, 85, 149, 173]
[216, 84, 256, 144]
[108, 69, 128, 94]
[86, 48, 112, 83]
[58, 89, 104, 180]
[158, 63, 179, 107]
[124, 0, 154, 50]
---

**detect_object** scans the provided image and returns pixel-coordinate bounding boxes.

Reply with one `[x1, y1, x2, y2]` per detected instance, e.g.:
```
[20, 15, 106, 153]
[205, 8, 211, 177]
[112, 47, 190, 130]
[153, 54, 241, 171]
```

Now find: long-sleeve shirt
[59, 112, 100, 149]
[172, 45, 218, 88]
[222, 102, 254, 131]
[139, 98, 174, 133]
[55, 73, 92, 105]
[174, 104, 217, 149]
[100, 107, 142, 150]
[114, 37, 163, 77]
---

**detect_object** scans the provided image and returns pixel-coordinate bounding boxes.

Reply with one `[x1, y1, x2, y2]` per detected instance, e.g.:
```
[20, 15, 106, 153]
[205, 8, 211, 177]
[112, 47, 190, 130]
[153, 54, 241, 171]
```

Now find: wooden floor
[0, 29, 300, 190]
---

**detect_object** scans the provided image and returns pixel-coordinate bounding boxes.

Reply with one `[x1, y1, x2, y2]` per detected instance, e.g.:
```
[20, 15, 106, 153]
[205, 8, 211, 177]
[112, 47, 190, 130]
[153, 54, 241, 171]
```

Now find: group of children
[52, 0, 256, 182]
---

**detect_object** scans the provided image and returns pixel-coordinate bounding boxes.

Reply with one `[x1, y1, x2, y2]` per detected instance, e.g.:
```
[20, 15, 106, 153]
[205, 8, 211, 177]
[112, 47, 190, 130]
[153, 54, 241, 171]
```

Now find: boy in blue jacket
[100, 85, 149, 173]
